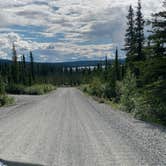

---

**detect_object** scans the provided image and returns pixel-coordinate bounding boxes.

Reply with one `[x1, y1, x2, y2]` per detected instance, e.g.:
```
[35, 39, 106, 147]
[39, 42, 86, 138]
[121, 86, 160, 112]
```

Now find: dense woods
[0, 0, 165, 125]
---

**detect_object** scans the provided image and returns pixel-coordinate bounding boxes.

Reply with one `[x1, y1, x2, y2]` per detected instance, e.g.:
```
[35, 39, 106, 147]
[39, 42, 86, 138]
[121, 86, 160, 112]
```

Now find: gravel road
[0, 88, 165, 166]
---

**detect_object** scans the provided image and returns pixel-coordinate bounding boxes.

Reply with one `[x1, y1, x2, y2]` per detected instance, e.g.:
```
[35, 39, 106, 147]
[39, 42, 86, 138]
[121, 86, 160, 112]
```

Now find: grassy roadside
[0, 84, 56, 108]
[79, 85, 166, 126]
[0, 95, 15, 107]
[79, 85, 120, 110]
[6, 84, 56, 95]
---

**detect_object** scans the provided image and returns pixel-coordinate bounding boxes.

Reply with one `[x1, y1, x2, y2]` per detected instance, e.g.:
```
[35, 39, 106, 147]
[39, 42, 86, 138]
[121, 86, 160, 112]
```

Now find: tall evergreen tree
[29, 51, 35, 85]
[149, 0, 166, 57]
[22, 54, 26, 71]
[124, 5, 136, 62]
[114, 47, 120, 81]
[105, 56, 108, 70]
[135, 0, 145, 60]
[11, 44, 19, 83]
[21, 54, 26, 84]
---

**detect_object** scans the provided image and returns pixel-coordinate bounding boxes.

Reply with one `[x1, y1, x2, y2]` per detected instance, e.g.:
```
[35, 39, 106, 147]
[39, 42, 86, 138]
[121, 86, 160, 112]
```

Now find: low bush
[0, 95, 14, 106]
[119, 70, 137, 113]
[7, 84, 26, 94]
[25, 84, 56, 95]
[0, 77, 5, 95]
[118, 70, 166, 125]
[6, 84, 56, 95]
[89, 77, 104, 97]
[131, 94, 166, 125]
[103, 83, 116, 100]
[80, 84, 90, 93]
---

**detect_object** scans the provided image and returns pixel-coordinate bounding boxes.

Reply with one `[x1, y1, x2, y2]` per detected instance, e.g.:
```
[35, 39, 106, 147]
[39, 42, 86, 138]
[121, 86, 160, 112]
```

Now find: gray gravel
[0, 88, 165, 166]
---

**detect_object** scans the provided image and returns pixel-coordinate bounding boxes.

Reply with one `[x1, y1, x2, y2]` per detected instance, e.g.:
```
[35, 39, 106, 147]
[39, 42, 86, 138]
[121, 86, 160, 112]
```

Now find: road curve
[0, 88, 165, 166]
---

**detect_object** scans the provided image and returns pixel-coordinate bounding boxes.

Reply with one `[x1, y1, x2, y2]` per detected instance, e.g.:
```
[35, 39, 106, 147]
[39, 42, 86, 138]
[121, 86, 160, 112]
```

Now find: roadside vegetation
[0, 76, 14, 106]
[0, 46, 56, 105]
[7, 84, 56, 95]
[81, 0, 166, 125]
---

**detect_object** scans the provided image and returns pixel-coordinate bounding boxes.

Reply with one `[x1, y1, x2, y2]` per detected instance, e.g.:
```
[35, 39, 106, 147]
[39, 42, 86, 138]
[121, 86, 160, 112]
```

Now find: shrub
[102, 83, 116, 99]
[115, 81, 123, 102]
[25, 84, 56, 95]
[0, 77, 5, 95]
[6, 84, 55, 95]
[6, 84, 26, 94]
[146, 98, 166, 125]
[80, 84, 89, 93]
[89, 77, 103, 97]
[132, 94, 166, 125]
[0, 95, 14, 106]
[120, 70, 137, 112]
[132, 94, 150, 119]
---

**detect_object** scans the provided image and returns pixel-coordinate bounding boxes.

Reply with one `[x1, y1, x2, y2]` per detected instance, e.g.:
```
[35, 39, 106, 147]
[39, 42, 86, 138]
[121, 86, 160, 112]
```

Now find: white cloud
[0, 0, 163, 61]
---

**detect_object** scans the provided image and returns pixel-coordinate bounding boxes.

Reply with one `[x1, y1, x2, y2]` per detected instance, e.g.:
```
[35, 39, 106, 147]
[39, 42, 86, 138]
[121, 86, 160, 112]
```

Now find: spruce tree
[124, 5, 136, 62]
[114, 47, 120, 81]
[149, 0, 166, 57]
[29, 51, 35, 85]
[21, 54, 26, 85]
[105, 56, 108, 70]
[135, 0, 145, 60]
[11, 44, 19, 83]
[104, 56, 109, 81]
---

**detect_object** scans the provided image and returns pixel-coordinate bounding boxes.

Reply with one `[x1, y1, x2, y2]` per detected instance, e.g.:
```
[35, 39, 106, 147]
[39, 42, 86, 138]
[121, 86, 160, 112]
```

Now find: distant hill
[0, 59, 11, 64]
[0, 59, 125, 67]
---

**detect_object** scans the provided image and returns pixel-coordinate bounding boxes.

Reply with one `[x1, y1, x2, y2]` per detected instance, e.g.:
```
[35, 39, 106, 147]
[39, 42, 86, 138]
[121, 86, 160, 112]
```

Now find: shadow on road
[0, 159, 44, 166]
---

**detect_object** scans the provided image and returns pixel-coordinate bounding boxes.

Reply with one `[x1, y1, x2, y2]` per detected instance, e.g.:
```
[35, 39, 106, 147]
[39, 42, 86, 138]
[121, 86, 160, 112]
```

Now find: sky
[0, 0, 163, 62]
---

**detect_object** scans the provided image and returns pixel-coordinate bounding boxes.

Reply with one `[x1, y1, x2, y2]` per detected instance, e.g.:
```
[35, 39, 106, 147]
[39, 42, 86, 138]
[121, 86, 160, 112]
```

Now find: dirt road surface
[0, 88, 165, 166]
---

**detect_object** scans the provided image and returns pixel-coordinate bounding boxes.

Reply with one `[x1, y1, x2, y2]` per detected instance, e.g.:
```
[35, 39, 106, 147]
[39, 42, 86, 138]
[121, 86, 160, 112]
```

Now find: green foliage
[124, 5, 136, 62]
[0, 76, 5, 95]
[29, 51, 35, 85]
[135, 0, 145, 60]
[149, 99, 166, 125]
[89, 77, 104, 97]
[7, 84, 55, 95]
[103, 82, 116, 99]
[148, 1, 166, 57]
[11, 44, 19, 84]
[0, 95, 14, 107]
[25, 84, 55, 95]
[119, 70, 137, 112]
[20, 54, 27, 85]
[80, 84, 90, 93]
[0, 72, 14, 107]
[114, 48, 120, 81]
[131, 92, 166, 125]
[125, 0, 145, 63]
[7, 84, 26, 94]
[115, 81, 122, 102]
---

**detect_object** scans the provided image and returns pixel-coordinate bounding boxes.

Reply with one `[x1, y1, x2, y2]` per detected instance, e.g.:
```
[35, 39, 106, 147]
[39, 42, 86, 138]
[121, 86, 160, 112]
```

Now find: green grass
[7, 84, 56, 95]
[0, 95, 15, 107]
[80, 84, 166, 126]
[80, 85, 120, 109]
[25, 84, 56, 95]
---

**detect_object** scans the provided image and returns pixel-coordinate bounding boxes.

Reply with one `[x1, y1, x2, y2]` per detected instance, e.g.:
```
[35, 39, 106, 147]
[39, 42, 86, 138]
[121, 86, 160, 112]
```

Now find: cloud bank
[0, 0, 162, 62]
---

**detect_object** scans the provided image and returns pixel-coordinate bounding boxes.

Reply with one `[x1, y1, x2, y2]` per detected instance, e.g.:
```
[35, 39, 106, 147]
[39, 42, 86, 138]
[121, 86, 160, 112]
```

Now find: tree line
[0, 43, 107, 93]
[82, 0, 166, 125]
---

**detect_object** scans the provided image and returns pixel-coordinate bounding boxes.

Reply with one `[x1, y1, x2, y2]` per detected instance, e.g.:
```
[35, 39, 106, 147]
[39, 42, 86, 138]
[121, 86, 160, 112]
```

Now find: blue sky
[0, 0, 163, 62]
